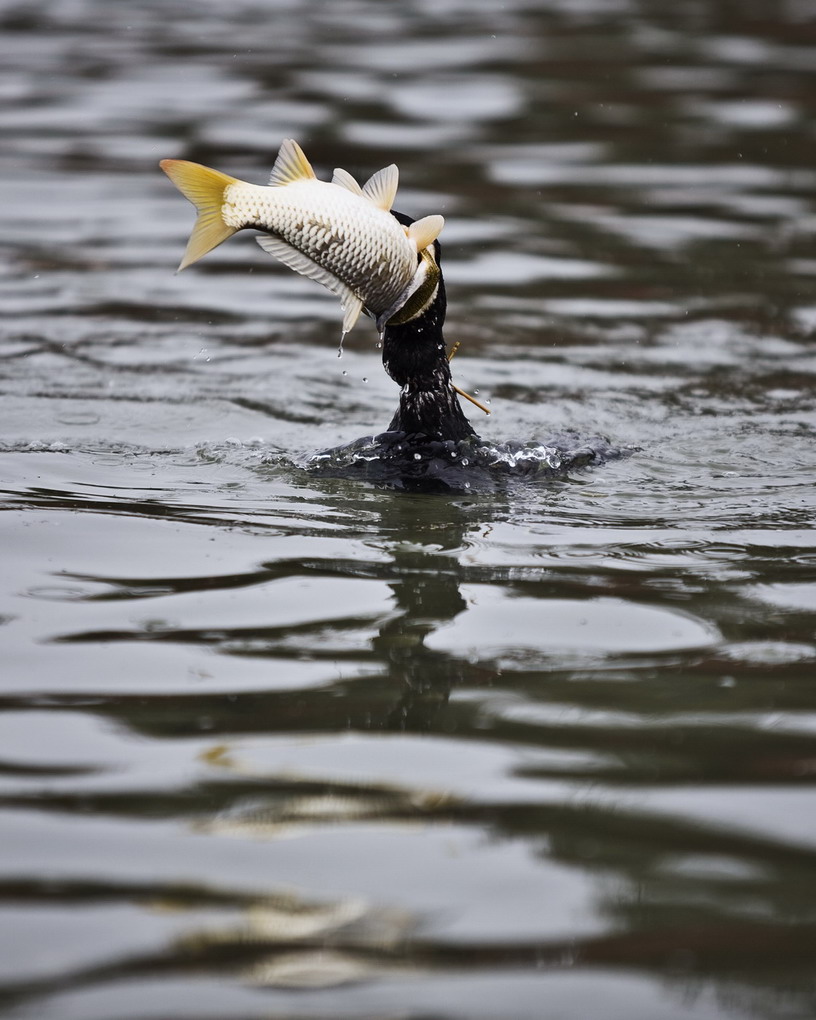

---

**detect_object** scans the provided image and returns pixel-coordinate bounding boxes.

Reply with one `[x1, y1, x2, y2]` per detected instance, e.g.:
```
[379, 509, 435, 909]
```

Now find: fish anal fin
[341, 293, 364, 334]
[362, 164, 398, 211]
[331, 167, 364, 196]
[159, 159, 240, 270]
[407, 214, 445, 253]
[268, 139, 316, 186]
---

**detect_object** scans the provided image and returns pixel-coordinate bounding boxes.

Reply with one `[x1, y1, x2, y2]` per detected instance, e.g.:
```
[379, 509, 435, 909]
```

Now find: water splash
[304, 431, 630, 491]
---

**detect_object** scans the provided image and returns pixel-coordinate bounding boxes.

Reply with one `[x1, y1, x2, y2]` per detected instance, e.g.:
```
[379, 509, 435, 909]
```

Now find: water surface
[2, 1, 816, 1017]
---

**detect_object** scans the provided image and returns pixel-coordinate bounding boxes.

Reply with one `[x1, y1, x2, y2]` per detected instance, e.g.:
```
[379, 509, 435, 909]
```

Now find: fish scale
[221, 179, 416, 311]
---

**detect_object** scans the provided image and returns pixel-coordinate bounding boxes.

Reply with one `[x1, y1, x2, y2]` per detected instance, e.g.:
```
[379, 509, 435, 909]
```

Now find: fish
[159, 139, 445, 338]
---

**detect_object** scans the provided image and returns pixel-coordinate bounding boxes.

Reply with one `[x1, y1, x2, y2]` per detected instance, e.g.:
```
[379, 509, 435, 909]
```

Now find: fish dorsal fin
[268, 139, 316, 187]
[331, 167, 364, 196]
[407, 214, 445, 252]
[255, 235, 364, 333]
[362, 164, 398, 211]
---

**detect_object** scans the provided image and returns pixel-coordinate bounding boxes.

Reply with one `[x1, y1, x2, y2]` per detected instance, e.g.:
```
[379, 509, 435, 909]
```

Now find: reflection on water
[2, 0, 816, 1017]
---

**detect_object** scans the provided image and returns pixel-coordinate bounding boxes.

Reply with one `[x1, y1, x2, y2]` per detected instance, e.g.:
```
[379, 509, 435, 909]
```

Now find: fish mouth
[375, 249, 441, 333]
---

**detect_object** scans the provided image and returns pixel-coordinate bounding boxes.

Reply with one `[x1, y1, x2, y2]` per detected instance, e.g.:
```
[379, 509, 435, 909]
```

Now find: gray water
[2, 1, 816, 1017]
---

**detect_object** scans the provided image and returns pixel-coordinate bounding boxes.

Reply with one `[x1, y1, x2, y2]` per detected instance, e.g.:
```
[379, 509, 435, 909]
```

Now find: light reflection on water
[1, 0, 816, 1017]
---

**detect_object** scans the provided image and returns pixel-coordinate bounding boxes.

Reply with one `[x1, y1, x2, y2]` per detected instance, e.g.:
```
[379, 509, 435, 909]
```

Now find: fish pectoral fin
[268, 139, 316, 186]
[362, 164, 398, 211]
[256, 234, 350, 296]
[331, 167, 364, 196]
[159, 159, 241, 271]
[256, 235, 364, 331]
[407, 214, 445, 253]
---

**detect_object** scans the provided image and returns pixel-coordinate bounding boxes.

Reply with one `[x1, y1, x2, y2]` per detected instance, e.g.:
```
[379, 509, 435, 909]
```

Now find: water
[2, 1, 816, 1017]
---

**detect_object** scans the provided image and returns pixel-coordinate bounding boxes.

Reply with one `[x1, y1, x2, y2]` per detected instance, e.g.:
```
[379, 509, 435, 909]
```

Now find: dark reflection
[367, 495, 475, 731]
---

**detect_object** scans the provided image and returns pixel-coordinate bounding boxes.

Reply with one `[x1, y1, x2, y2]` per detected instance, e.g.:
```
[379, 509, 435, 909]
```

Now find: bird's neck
[381, 306, 476, 443]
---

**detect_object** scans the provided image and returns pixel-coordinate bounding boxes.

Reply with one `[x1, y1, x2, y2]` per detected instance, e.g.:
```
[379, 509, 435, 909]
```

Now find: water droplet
[413, 452, 422, 461]
[461, 458, 469, 466]
[362, 377, 368, 383]
[375, 341, 382, 349]
[341, 370, 347, 376]
[486, 399, 491, 405]
[474, 389, 480, 395]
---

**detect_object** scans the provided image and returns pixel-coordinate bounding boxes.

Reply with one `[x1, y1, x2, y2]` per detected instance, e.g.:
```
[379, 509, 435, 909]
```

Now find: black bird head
[384, 211, 446, 335]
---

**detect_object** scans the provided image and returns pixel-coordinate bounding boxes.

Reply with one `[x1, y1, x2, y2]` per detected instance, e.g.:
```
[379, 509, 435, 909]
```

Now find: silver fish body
[160, 140, 445, 335]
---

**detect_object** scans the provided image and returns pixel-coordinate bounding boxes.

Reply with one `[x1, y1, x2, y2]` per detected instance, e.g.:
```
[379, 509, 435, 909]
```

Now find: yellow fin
[407, 214, 445, 253]
[159, 159, 239, 271]
[268, 138, 316, 186]
[362, 164, 398, 211]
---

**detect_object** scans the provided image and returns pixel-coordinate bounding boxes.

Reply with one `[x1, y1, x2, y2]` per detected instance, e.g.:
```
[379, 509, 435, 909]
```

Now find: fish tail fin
[159, 159, 240, 271]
